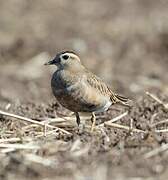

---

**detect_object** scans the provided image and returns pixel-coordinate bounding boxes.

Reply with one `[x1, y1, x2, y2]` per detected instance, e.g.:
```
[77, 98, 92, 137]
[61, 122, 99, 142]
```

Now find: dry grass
[0, 92, 168, 179]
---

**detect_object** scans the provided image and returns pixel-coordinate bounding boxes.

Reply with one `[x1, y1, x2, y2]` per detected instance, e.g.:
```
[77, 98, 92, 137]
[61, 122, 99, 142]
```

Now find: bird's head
[44, 51, 81, 69]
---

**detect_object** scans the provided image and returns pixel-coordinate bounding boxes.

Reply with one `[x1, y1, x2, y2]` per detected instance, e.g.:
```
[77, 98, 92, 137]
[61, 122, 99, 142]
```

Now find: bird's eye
[62, 55, 69, 60]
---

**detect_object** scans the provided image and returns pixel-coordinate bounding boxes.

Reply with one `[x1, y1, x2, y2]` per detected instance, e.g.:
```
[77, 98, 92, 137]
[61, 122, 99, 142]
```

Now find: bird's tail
[114, 94, 133, 107]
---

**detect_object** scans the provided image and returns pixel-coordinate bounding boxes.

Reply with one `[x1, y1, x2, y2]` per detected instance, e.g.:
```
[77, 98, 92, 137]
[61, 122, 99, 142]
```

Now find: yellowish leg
[91, 112, 96, 132]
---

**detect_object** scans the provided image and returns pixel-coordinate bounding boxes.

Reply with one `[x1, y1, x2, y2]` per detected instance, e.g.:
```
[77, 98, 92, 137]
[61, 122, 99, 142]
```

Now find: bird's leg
[75, 112, 85, 133]
[75, 112, 80, 126]
[91, 112, 96, 132]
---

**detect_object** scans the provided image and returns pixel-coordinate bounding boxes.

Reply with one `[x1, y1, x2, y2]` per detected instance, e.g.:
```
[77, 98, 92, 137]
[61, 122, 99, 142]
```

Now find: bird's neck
[63, 62, 86, 74]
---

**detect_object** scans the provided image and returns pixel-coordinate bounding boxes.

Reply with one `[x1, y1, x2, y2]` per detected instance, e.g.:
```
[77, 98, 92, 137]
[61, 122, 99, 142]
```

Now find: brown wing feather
[86, 72, 118, 103]
[114, 93, 132, 107]
[86, 72, 132, 106]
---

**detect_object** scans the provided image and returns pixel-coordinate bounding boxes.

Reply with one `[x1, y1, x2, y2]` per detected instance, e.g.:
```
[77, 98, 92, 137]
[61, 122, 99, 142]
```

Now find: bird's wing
[86, 72, 132, 106]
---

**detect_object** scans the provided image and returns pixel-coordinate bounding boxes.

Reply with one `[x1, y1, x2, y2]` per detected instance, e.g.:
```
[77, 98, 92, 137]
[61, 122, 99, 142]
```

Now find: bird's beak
[44, 56, 59, 65]
[44, 60, 55, 65]
[44, 56, 60, 66]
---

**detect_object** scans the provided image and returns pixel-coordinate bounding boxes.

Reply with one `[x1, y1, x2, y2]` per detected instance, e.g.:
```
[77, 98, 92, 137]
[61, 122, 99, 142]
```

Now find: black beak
[44, 59, 55, 65]
[44, 56, 60, 66]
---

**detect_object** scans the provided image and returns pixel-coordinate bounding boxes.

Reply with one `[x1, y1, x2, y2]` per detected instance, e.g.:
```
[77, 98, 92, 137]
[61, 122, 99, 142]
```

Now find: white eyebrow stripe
[62, 53, 80, 61]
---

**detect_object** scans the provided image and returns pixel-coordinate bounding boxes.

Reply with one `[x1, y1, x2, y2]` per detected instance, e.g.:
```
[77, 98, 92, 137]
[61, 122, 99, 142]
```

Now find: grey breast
[50, 70, 88, 112]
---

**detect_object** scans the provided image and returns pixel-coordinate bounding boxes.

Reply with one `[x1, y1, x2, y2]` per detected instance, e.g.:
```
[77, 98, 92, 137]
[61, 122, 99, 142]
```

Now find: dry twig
[0, 109, 71, 135]
[97, 112, 145, 134]
[1, 148, 15, 153]
[24, 154, 56, 167]
[0, 143, 40, 150]
[146, 91, 168, 110]
[0, 137, 21, 143]
[155, 129, 168, 133]
[98, 111, 128, 127]
[104, 122, 146, 133]
[152, 119, 168, 127]
[144, 143, 168, 159]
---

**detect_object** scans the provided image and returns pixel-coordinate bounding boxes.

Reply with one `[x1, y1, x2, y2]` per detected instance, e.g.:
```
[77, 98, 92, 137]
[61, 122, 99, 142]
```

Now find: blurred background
[0, 0, 168, 103]
[1, 1, 168, 179]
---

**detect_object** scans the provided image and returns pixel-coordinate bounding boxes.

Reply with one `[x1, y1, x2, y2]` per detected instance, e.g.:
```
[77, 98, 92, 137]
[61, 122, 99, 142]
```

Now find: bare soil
[0, 0, 168, 179]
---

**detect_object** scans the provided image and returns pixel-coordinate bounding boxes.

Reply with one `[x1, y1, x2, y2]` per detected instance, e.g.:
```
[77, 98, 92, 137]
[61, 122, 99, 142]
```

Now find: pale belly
[94, 100, 112, 113]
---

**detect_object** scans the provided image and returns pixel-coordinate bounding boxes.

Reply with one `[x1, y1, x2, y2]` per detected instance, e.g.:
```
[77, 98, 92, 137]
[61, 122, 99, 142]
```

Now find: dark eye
[62, 55, 69, 60]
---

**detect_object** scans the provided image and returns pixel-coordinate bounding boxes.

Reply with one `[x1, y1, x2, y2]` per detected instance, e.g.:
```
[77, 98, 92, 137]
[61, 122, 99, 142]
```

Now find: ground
[0, 0, 168, 179]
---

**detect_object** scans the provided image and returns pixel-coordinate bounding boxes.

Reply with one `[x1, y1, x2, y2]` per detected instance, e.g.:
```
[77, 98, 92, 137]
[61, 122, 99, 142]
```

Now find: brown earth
[0, 0, 168, 179]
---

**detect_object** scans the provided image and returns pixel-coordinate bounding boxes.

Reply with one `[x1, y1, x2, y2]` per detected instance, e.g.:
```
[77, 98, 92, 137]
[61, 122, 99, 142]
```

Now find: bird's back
[85, 70, 131, 107]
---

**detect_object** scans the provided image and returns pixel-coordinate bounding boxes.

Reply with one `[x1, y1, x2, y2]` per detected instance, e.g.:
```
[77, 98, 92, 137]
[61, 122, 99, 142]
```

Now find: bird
[44, 51, 132, 132]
